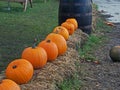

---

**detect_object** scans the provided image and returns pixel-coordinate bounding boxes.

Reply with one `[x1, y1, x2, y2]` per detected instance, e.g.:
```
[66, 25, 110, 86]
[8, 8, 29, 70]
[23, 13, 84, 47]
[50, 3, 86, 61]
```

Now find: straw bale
[0, 29, 88, 90]
[20, 29, 88, 90]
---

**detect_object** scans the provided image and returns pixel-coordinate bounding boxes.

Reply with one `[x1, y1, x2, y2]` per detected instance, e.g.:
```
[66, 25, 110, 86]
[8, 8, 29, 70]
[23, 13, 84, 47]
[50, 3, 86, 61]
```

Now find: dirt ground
[79, 22, 120, 90]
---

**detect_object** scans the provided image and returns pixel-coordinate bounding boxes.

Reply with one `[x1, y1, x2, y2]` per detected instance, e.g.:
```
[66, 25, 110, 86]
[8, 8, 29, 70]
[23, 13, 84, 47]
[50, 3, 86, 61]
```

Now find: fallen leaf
[104, 22, 115, 26]
[93, 60, 100, 64]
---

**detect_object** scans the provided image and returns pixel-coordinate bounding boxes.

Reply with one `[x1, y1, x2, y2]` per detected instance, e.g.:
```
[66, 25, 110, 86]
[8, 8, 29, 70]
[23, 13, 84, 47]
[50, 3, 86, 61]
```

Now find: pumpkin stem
[12, 65, 17, 69]
[46, 39, 51, 43]
[55, 29, 60, 34]
[32, 38, 37, 48]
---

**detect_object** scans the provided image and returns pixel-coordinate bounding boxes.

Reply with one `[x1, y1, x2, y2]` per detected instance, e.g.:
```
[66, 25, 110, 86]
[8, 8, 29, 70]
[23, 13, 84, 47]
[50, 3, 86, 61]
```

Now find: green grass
[92, 3, 98, 10]
[79, 14, 113, 62]
[79, 34, 103, 61]
[57, 73, 82, 90]
[0, 0, 59, 72]
[79, 3, 113, 61]
[96, 18, 110, 32]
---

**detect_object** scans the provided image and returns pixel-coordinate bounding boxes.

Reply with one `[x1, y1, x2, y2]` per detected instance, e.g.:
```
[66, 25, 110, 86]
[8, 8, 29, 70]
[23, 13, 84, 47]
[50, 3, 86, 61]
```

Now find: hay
[20, 29, 88, 90]
[67, 30, 88, 50]
[0, 29, 88, 90]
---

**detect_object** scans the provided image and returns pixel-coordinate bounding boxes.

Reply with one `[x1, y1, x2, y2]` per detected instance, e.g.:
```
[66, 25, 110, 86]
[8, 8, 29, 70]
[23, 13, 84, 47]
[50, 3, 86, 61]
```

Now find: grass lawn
[0, 0, 59, 72]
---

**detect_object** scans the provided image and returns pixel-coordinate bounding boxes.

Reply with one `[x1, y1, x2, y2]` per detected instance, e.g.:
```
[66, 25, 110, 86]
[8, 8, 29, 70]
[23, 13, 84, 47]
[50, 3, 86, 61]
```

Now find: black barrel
[58, 0, 92, 34]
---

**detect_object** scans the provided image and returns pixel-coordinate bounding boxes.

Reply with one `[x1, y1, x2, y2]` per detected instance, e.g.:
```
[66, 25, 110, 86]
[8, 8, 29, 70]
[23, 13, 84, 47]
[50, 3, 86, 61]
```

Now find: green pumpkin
[109, 46, 120, 62]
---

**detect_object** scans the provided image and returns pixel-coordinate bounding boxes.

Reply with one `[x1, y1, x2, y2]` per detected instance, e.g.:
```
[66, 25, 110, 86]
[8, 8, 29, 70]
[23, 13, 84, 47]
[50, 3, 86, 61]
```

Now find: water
[93, 0, 120, 23]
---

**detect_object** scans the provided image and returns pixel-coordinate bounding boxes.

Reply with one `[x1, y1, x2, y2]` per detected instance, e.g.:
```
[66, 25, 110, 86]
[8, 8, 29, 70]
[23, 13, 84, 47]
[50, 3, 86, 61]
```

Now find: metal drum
[59, 0, 92, 34]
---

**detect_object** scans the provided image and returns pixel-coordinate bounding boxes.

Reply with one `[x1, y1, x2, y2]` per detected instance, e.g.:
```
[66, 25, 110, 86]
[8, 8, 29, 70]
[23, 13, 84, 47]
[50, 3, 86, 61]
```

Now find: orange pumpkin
[0, 79, 21, 90]
[21, 46, 47, 69]
[53, 26, 69, 40]
[46, 33, 67, 55]
[61, 21, 75, 35]
[38, 39, 58, 61]
[5, 59, 33, 84]
[66, 18, 78, 30]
